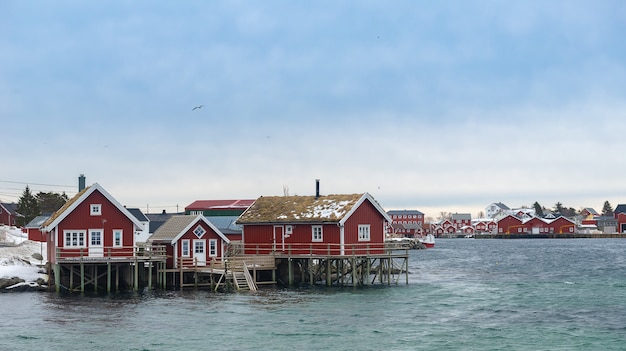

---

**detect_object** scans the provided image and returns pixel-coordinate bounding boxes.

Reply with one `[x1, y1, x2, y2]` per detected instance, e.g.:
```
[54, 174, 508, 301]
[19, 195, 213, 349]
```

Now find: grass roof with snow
[236, 194, 364, 224]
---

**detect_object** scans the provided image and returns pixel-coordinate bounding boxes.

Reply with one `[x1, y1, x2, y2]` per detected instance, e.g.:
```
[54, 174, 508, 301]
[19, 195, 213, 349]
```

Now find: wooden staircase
[226, 261, 258, 292]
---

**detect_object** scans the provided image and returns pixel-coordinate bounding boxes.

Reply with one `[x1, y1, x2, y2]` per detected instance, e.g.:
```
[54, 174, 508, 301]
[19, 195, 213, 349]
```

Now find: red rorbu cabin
[148, 215, 230, 269]
[42, 183, 145, 264]
[236, 193, 391, 256]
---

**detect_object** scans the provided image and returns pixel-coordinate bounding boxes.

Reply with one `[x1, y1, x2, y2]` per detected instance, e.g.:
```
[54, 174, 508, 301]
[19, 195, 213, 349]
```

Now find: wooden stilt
[134, 257, 139, 292]
[54, 264, 61, 293]
[80, 260, 85, 293]
[107, 262, 111, 293]
[69, 265, 74, 291]
[148, 262, 153, 289]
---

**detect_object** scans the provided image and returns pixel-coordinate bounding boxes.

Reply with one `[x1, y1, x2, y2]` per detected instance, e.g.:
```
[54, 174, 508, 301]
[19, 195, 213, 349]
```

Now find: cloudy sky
[2, 1, 626, 218]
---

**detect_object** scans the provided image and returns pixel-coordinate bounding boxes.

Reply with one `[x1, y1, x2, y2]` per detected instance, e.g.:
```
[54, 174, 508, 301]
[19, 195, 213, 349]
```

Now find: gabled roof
[185, 199, 255, 211]
[451, 213, 471, 220]
[42, 183, 144, 232]
[127, 208, 149, 222]
[236, 193, 391, 225]
[582, 207, 599, 216]
[149, 215, 230, 244]
[614, 204, 626, 214]
[0, 203, 18, 215]
[387, 209, 424, 216]
[205, 216, 242, 235]
[490, 202, 510, 210]
[25, 215, 50, 229]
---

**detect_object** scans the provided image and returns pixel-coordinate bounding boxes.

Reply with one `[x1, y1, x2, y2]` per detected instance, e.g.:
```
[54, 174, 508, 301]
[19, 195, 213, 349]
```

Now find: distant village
[388, 202, 626, 238]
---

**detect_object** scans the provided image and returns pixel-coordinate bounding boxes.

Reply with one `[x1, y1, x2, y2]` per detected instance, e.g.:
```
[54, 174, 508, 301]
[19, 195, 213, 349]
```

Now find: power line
[0, 180, 76, 188]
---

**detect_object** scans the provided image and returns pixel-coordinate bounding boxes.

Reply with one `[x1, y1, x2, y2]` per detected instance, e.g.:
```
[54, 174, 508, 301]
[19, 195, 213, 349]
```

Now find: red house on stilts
[149, 215, 230, 269]
[236, 192, 391, 256]
[42, 183, 145, 264]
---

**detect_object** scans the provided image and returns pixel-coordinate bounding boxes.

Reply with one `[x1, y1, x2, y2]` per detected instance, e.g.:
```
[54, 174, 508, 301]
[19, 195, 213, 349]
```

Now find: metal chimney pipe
[78, 174, 86, 192]
[315, 179, 320, 198]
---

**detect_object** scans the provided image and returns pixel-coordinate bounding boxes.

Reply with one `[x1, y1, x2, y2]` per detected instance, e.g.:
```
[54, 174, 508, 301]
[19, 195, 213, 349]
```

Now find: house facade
[451, 213, 471, 230]
[387, 209, 424, 237]
[0, 203, 18, 226]
[149, 215, 230, 269]
[42, 183, 144, 264]
[236, 193, 391, 256]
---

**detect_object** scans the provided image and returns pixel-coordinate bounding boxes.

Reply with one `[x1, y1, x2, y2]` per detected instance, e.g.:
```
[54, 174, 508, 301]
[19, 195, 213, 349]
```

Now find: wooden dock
[50, 243, 410, 293]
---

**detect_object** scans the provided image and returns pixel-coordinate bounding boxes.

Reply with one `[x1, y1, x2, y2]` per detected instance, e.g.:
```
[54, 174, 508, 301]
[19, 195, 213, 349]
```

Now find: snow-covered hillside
[0, 226, 48, 287]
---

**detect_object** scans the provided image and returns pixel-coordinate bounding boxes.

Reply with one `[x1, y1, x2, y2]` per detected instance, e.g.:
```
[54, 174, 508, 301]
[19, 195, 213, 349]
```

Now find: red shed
[547, 216, 576, 234]
[149, 215, 230, 268]
[42, 183, 144, 264]
[497, 215, 523, 234]
[0, 202, 18, 226]
[236, 193, 391, 256]
[25, 215, 50, 242]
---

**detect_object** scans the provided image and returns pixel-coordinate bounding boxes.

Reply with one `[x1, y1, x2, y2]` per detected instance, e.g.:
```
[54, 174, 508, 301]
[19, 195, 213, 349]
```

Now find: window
[190, 210, 203, 215]
[285, 225, 293, 235]
[181, 239, 190, 257]
[193, 225, 206, 238]
[113, 230, 123, 247]
[209, 239, 217, 257]
[90, 230, 102, 246]
[312, 226, 323, 242]
[194, 240, 205, 254]
[64, 230, 86, 248]
[90, 204, 102, 216]
[358, 225, 370, 241]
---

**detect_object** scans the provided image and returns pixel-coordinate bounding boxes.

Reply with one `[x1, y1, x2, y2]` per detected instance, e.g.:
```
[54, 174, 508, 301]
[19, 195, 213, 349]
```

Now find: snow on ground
[0, 226, 47, 282]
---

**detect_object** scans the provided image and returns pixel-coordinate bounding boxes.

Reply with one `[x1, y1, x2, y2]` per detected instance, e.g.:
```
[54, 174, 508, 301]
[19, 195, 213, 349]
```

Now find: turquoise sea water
[1, 239, 625, 351]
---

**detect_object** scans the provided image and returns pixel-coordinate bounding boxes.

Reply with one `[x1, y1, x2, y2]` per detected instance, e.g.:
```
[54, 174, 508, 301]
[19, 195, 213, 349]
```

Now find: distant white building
[486, 202, 510, 218]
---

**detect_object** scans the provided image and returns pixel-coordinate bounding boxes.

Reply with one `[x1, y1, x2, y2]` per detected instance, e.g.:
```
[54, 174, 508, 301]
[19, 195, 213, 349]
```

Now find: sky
[2, 1, 626, 219]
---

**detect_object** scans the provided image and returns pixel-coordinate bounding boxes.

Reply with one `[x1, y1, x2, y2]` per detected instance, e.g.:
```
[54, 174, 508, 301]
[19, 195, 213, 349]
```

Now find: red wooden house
[0, 202, 18, 227]
[42, 183, 145, 264]
[149, 215, 230, 268]
[496, 215, 524, 234]
[236, 193, 391, 256]
[25, 215, 50, 242]
[547, 216, 576, 234]
[524, 217, 548, 234]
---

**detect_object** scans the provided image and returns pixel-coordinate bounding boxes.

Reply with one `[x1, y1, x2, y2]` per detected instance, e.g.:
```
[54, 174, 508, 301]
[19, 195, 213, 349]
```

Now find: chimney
[315, 179, 320, 198]
[78, 174, 86, 192]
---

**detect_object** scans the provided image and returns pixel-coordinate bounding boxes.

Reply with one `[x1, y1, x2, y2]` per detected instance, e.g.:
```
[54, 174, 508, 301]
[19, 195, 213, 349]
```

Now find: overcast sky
[2, 1, 626, 218]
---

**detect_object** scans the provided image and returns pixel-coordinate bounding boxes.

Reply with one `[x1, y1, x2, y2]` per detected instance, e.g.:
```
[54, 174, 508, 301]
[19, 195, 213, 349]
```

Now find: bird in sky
[192, 105, 204, 111]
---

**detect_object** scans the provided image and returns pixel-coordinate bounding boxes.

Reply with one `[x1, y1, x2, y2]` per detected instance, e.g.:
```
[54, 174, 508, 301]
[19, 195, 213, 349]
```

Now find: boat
[417, 234, 435, 248]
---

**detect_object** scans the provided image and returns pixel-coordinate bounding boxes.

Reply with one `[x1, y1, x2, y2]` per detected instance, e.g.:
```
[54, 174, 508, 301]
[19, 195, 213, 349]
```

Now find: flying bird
[192, 105, 204, 111]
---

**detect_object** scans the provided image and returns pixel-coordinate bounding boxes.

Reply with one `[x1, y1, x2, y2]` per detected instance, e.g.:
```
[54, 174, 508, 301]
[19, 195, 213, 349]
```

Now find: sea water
[1, 239, 625, 351]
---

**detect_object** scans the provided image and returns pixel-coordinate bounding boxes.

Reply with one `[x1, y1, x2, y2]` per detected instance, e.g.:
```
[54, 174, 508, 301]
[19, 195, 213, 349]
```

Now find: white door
[89, 229, 104, 257]
[193, 240, 206, 266]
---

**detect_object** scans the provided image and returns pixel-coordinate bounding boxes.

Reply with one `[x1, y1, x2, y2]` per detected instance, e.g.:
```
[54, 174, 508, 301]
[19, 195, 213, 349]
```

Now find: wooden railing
[56, 243, 167, 261]
[239, 242, 389, 256]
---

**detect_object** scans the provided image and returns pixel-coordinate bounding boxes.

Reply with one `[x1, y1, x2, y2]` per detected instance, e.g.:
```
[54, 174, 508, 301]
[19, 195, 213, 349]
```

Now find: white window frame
[358, 224, 371, 242]
[89, 229, 102, 246]
[90, 204, 102, 216]
[64, 230, 86, 248]
[113, 229, 123, 247]
[208, 239, 217, 257]
[181, 239, 190, 257]
[194, 240, 205, 254]
[312, 225, 323, 242]
[193, 225, 206, 238]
